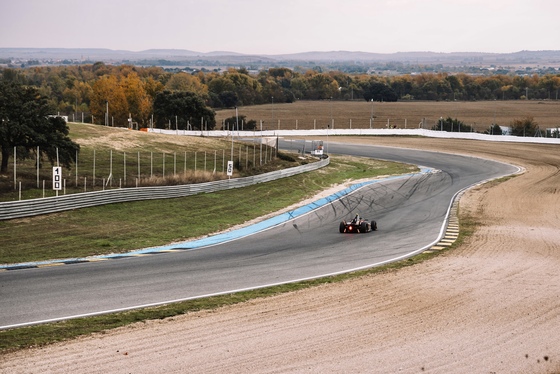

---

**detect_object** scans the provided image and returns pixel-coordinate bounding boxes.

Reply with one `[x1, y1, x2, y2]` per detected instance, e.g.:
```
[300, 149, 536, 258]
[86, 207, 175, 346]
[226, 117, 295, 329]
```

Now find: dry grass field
[216, 100, 560, 132]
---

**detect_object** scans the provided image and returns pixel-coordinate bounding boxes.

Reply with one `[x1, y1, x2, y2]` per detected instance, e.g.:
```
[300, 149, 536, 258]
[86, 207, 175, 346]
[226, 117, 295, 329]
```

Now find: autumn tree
[290, 77, 309, 100]
[143, 76, 165, 100]
[121, 72, 152, 125]
[62, 80, 92, 115]
[90, 75, 128, 126]
[6, 64, 560, 115]
[538, 75, 560, 99]
[305, 71, 340, 100]
[264, 68, 299, 102]
[165, 72, 208, 96]
[257, 76, 284, 105]
[207, 69, 262, 106]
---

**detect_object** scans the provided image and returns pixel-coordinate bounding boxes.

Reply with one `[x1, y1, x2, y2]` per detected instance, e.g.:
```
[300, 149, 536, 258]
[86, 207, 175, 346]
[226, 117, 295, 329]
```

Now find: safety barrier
[152, 128, 560, 145]
[0, 157, 329, 220]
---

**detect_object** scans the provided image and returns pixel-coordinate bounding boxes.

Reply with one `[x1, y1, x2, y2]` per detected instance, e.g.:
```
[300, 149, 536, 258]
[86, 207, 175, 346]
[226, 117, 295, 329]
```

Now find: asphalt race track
[0, 142, 519, 329]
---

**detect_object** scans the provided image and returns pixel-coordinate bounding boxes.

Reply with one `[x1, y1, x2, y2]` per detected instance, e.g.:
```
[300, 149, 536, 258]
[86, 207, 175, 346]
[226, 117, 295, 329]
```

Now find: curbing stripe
[37, 263, 64, 268]
[430, 246, 447, 251]
[422, 197, 462, 253]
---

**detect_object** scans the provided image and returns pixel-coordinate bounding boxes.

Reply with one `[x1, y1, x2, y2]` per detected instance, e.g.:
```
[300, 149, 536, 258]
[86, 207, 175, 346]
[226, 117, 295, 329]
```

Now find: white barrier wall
[149, 128, 560, 145]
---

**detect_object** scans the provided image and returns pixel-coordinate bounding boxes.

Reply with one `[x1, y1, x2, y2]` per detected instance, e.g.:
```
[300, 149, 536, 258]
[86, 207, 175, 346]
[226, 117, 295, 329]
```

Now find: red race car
[339, 214, 377, 233]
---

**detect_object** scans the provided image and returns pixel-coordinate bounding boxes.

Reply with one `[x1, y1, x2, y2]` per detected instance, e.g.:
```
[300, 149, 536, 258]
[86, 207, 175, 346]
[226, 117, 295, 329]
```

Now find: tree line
[1, 63, 560, 130]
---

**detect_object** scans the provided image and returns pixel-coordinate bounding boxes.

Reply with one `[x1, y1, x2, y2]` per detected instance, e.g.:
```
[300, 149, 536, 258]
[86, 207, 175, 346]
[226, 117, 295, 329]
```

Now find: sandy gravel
[2, 138, 560, 374]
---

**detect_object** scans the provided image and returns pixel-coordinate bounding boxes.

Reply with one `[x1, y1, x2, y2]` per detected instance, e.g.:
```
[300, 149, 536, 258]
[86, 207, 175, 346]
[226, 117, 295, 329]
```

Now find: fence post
[109, 150, 113, 187]
[13, 146, 16, 190]
[37, 146, 40, 188]
[75, 149, 78, 187]
[92, 149, 96, 187]
[123, 152, 126, 186]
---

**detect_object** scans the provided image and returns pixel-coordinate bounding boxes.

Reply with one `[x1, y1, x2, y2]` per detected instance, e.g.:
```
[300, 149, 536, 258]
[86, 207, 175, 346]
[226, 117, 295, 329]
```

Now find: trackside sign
[52, 167, 62, 191]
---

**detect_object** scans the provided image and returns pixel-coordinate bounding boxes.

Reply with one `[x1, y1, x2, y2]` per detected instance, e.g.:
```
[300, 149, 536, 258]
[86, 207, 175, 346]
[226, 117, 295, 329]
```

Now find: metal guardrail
[0, 157, 329, 221]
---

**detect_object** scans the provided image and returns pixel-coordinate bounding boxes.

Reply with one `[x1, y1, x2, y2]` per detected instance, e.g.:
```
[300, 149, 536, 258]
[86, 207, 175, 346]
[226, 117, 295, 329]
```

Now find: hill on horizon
[1, 47, 560, 68]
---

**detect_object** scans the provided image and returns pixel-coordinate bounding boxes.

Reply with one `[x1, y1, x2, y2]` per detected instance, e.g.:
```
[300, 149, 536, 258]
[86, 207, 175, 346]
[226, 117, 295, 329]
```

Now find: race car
[339, 214, 377, 233]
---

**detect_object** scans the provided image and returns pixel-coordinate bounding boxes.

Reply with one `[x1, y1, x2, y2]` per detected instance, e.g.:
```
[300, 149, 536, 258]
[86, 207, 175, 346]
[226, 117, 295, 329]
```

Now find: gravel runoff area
[1, 137, 559, 374]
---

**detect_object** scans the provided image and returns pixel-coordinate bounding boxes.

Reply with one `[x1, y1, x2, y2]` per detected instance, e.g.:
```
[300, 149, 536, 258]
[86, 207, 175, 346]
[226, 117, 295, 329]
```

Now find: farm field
[216, 100, 560, 132]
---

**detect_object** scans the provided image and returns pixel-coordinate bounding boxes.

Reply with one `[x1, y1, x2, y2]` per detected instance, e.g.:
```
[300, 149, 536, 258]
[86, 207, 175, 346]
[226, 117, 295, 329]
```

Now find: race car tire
[371, 220, 378, 231]
[360, 221, 368, 233]
[339, 221, 346, 233]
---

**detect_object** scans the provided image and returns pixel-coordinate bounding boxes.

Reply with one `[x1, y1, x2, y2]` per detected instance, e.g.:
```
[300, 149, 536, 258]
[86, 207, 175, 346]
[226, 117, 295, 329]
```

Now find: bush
[223, 115, 257, 131]
[485, 124, 503, 135]
[431, 117, 473, 132]
[510, 117, 539, 137]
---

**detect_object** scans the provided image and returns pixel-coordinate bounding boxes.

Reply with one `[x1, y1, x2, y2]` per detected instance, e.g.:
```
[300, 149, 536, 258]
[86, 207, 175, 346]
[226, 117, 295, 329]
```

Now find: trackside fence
[0, 157, 329, 221]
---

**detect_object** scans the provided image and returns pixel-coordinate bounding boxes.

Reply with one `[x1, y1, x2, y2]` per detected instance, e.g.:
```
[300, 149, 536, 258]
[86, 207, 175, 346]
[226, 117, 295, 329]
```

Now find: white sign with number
[226, 161, 234, 176]
[53, 166, 62, 191]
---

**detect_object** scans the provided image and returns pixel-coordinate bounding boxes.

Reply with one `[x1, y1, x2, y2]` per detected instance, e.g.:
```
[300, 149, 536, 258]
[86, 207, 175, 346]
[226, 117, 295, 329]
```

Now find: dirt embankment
[2, 138, 559, 374]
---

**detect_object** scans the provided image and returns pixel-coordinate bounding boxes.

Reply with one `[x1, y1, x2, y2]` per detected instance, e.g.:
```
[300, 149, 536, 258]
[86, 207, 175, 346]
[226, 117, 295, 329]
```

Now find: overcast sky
[1, 0, 558, 54]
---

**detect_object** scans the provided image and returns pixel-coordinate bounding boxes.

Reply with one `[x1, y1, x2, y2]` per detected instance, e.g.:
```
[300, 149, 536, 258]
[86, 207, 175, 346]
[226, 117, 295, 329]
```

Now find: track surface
[0, 144, 518, 328]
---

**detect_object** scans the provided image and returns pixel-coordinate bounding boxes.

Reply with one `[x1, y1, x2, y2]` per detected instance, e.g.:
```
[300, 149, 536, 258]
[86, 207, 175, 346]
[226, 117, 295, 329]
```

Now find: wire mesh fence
[1, 141, 280, 201]
[0, 157, 329, 220]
